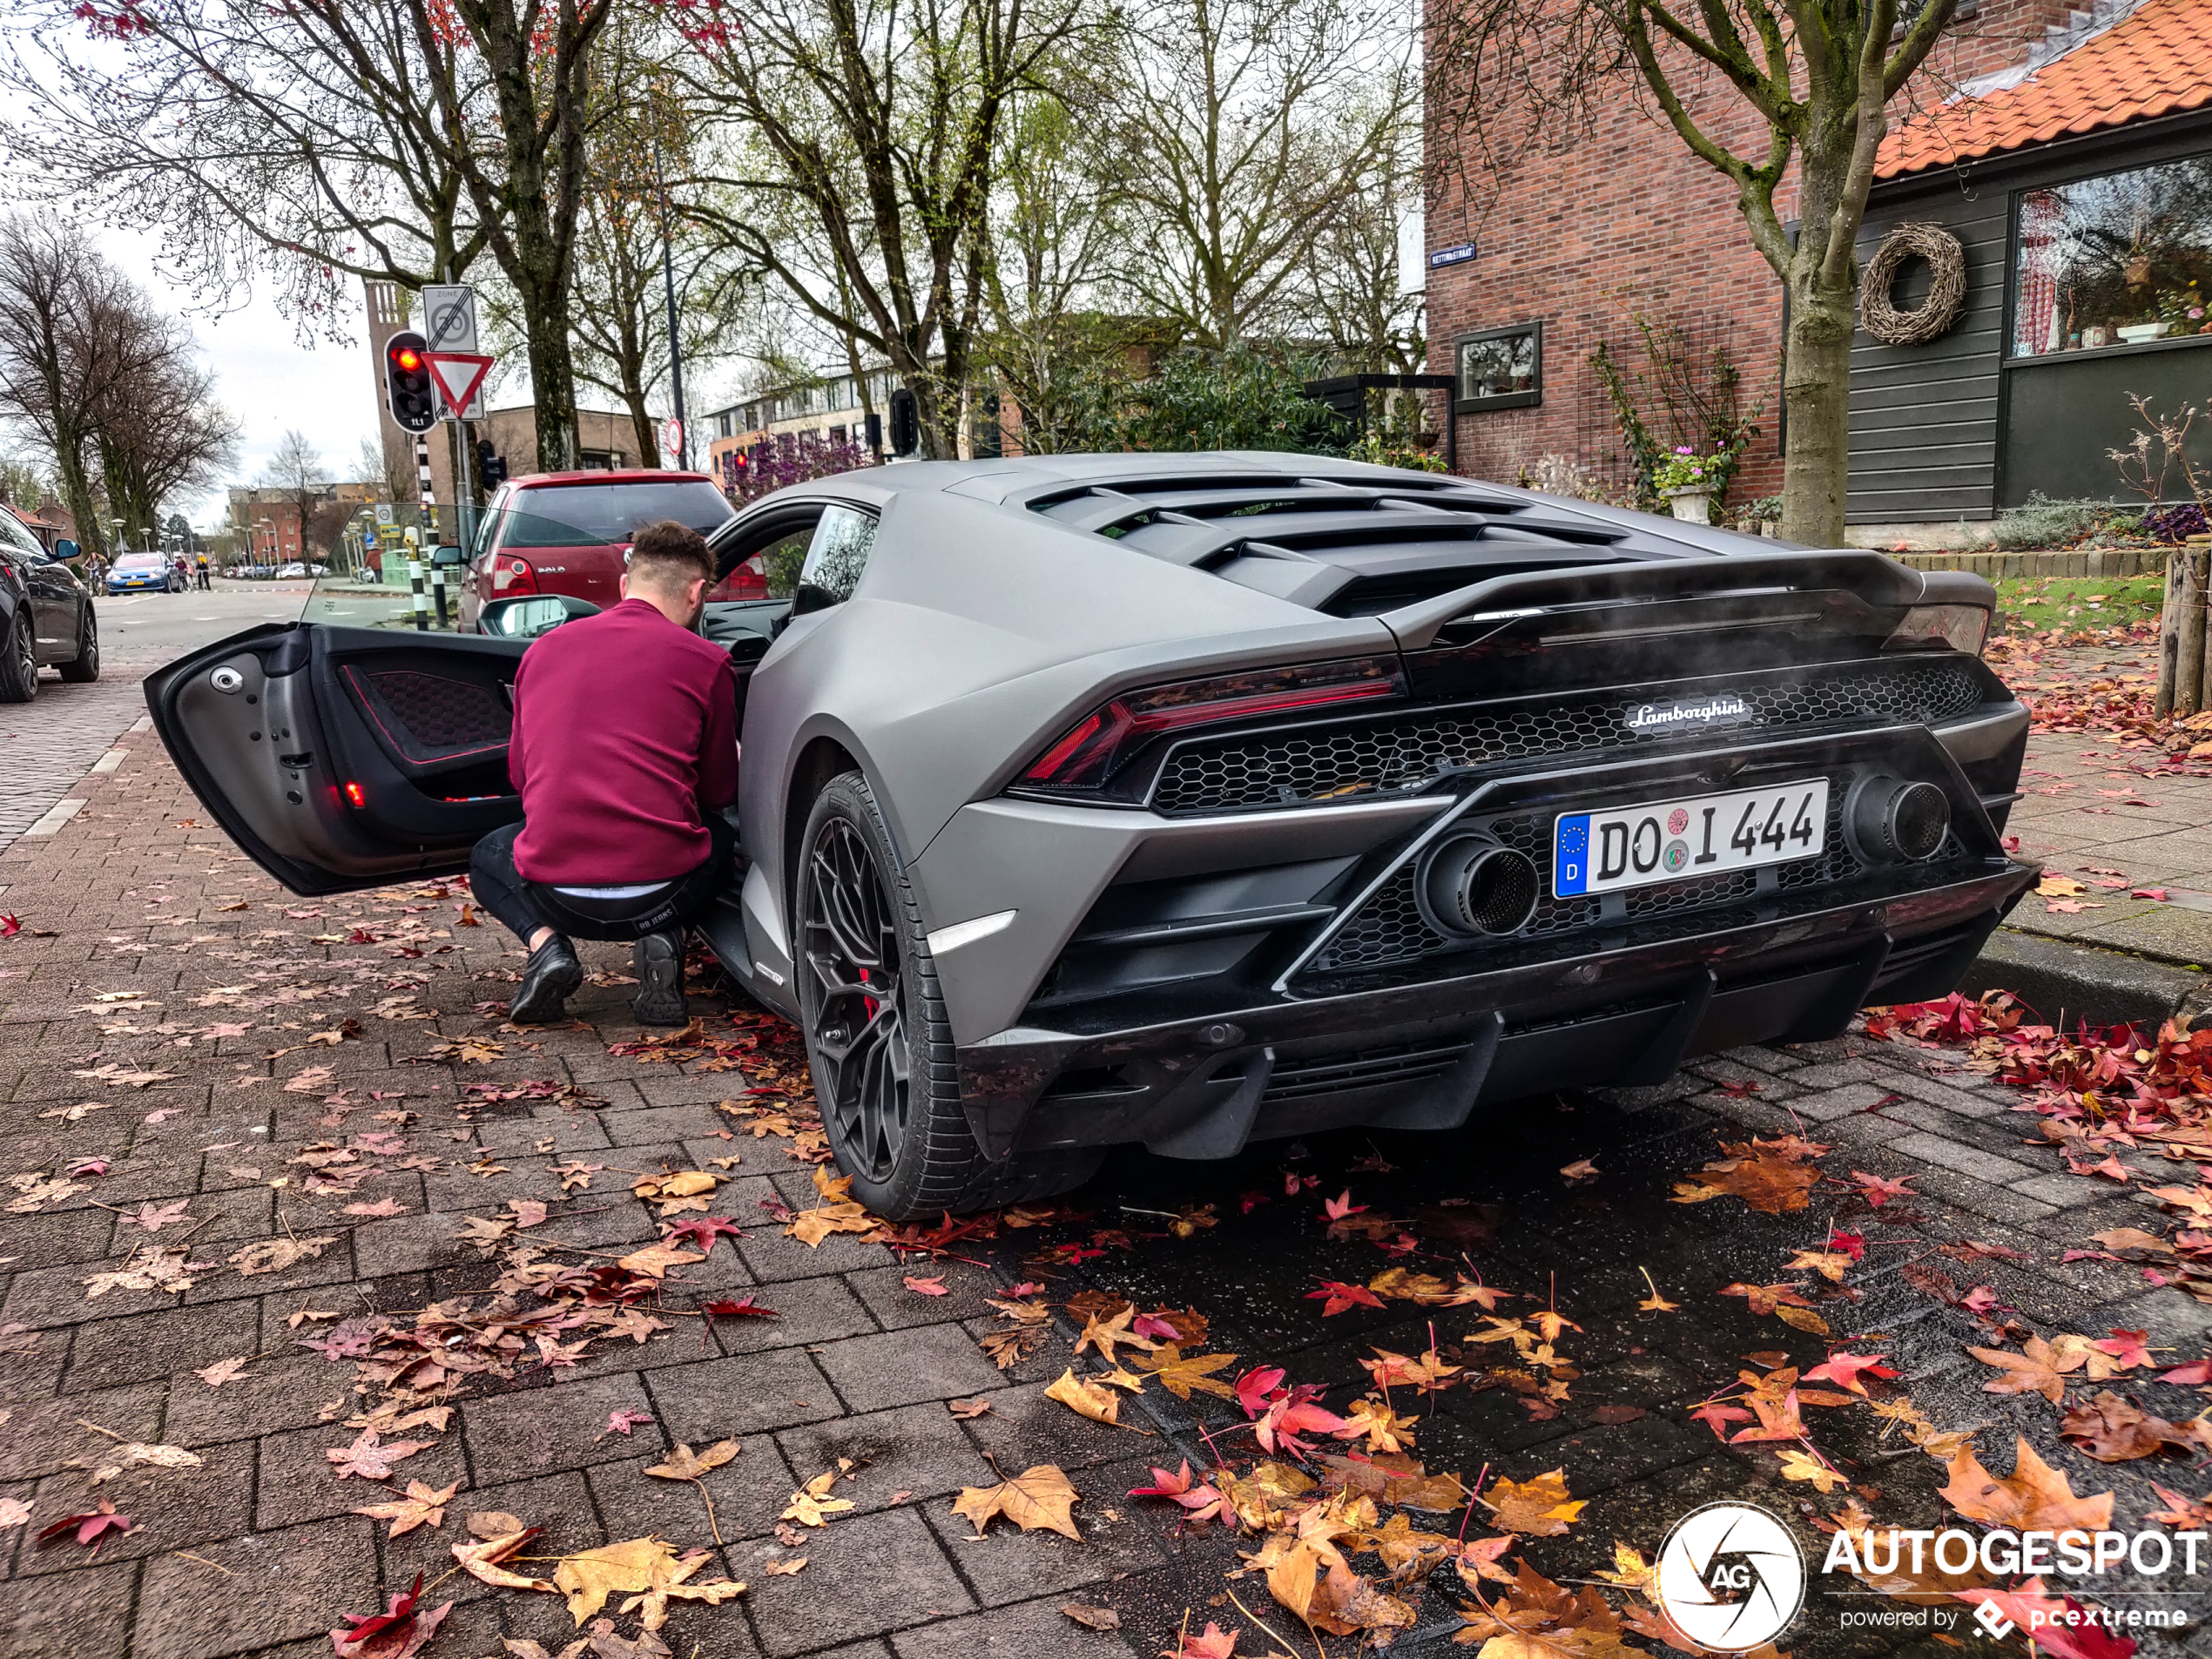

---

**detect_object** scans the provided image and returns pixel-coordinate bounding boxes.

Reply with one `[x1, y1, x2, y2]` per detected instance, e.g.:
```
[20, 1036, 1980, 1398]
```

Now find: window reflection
[2014, 154, 2212, 355]
[1456, 326, 1541, 407]
[796, 505, 877, 609]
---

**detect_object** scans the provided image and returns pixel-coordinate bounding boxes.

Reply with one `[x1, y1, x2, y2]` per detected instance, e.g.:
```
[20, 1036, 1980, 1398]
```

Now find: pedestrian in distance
[195, 553, 211, 591]
[469, 518, 739, 1028]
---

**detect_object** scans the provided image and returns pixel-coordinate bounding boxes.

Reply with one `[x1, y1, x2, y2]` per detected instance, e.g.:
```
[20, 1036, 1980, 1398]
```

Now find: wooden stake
[2158, 546, 2184, 718]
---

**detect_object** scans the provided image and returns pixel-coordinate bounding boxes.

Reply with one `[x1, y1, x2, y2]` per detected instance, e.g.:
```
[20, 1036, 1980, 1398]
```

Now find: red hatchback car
[460, 470, 761, 631]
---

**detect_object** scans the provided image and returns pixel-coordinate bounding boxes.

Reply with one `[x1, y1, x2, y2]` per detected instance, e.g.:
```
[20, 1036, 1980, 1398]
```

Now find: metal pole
[662, 237, 687, 471]
[413, 434, 434, 632]
[655, 131, 688, 470]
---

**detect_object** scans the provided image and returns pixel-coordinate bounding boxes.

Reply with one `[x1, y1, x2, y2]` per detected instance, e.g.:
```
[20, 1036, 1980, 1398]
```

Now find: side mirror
[481, 594, 600, 639]
[51, 539, 79, 563]
[430, 543, 466, 568]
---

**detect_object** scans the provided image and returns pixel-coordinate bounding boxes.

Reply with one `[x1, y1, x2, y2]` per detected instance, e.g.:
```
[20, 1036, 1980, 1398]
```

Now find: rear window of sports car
[505, 481, 735, 546]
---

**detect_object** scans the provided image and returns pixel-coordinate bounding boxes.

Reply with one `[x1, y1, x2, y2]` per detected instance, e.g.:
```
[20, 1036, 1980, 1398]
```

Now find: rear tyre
[795, 770, 1101, 1220]
[0, 610, 36, 703]
[57, 606, 98, 683]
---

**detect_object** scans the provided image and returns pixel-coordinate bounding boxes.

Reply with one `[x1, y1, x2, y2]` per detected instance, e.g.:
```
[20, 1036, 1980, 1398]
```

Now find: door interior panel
[147, 623, 526, 896]
[314, 633, 527, 843]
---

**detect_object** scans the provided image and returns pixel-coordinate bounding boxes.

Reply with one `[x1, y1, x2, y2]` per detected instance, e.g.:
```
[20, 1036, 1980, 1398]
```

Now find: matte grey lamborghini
[146, 454, 2038, 1218]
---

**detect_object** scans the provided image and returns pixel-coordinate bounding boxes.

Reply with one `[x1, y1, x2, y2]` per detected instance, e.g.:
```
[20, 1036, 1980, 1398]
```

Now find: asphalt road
[96, 577, 424, 669]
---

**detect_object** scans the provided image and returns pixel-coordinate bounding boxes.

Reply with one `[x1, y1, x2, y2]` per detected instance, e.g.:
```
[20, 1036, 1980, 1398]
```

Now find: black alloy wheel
[792, 770, 1103, 1219]
[0, 610, 36, 702]
[58, 604, 98, 683]
[800, 813, 912, 1183]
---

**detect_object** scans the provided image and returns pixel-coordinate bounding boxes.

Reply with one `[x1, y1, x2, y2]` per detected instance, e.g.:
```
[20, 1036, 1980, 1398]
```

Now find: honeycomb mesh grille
[1312, 866, 1446, 971]
[1150, 660, 1981, 816]
[1308, 771, 1873, 977]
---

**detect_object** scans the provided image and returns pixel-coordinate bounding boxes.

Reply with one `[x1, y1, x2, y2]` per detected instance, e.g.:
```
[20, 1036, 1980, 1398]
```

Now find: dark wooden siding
[1845, 182, 2010, 526]
[1846, 114, 2212, 526]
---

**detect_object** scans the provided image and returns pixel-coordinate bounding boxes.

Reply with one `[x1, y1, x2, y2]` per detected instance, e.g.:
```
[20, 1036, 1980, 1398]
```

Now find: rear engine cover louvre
[1148, 659, 1983, 816]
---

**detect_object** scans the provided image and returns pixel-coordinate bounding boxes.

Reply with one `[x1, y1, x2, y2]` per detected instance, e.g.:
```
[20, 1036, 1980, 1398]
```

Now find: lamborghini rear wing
[1379, 551, 1994, 652]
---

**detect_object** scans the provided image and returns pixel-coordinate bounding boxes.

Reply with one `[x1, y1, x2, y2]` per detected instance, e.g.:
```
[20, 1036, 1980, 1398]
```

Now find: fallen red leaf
[37, 1501, 130, 1549]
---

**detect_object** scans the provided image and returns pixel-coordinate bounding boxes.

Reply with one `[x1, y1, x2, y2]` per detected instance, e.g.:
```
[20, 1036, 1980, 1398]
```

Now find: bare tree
[3, 3, 488, 327]
[5, 0, 613, 472]
[1429, 0, 1960, 546]
[94, 349, 239, 541]
[261, 429, 329, 559]
[979, 86, 1135, 453]
[1293, 132, 1425, 374]
[0, 219, 177, 558]
[1105, 0, 1417, 347]
[675, 0, 1091, 457]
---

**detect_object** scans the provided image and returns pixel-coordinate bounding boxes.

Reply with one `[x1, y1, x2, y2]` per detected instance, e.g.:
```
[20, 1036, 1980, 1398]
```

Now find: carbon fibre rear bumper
[953, 856, 2035, 1162]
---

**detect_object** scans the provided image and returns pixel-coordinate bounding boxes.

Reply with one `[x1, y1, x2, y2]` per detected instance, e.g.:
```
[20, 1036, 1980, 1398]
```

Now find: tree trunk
[54, 439, 104, 560]
[624, 388, 657, 471]
[519, 270, 581, 473]
[1778, 274, 1856, 549]
[2181, 552, 2209, 718]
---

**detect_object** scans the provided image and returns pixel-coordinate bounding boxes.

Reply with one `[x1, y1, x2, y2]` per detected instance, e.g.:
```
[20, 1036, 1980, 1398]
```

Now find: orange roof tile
[1876, 0, 2212, 179]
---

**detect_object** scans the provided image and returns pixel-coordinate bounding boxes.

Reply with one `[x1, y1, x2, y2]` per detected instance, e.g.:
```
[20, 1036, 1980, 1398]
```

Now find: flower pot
[1664, 487, 1712, 525]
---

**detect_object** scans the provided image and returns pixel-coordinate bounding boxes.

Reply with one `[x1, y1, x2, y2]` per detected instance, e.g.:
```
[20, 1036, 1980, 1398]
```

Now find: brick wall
[1423, 0, 2069, 509]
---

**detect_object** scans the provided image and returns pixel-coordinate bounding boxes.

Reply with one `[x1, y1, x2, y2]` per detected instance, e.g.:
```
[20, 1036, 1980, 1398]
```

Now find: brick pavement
[3, 727, 2209, 1658]
[0, 676, 149, 850]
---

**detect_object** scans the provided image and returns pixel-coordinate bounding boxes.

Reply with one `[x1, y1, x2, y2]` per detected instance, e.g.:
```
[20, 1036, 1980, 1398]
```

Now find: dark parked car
[458, 470, 758, 631]
[145, 455, 2035, 1217]
[0, 516, 98, 699]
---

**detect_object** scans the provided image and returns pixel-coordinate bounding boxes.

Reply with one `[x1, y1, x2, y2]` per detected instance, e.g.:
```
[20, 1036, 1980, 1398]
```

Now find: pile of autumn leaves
[1873, 992, 2212, 1302]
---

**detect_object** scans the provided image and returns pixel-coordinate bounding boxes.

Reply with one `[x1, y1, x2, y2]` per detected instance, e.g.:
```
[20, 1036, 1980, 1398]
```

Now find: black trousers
[469, 814, 735, 944]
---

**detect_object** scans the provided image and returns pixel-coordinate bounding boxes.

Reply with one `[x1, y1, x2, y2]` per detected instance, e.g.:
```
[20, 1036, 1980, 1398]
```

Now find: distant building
[9, 500, 75, 556]
[702, 367, 897, 487]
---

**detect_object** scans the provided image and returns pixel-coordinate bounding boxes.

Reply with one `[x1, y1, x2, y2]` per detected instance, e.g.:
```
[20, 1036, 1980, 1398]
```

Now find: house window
[1453, 324, 1542, 411]
[2013, 154, 2212, 355]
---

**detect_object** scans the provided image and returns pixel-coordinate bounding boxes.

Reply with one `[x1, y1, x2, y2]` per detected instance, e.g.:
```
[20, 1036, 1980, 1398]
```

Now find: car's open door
[146, 621, 526, 896]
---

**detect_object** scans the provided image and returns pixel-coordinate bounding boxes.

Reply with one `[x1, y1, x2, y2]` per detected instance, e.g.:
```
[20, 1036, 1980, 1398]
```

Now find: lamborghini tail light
[1021, 656, 1406, 792]
[1884, 604, 1987, 657]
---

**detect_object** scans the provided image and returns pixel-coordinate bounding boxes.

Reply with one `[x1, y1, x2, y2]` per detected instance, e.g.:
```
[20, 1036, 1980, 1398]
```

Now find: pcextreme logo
[1654, 1503, 1806, 1652]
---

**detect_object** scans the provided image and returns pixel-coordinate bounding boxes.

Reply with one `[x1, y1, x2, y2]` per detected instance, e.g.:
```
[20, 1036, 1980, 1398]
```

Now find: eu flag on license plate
[1554, 813, 1591, 896]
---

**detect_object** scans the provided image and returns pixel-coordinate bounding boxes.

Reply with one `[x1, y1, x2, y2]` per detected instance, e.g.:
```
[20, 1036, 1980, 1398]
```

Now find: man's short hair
[629, 519, 714, 588]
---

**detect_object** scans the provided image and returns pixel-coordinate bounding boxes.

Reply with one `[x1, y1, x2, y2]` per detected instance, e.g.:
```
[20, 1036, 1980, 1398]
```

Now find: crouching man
[470, 518, 738, 1026]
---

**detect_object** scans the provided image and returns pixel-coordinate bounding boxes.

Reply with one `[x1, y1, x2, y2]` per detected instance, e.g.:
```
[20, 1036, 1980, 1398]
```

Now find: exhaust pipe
[1845, 776, 1951, 864]
[1419, 834, 1541, 937]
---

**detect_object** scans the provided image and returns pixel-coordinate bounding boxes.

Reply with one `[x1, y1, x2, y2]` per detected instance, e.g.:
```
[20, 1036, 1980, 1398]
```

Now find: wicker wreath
[1860, 223, 1967, 346]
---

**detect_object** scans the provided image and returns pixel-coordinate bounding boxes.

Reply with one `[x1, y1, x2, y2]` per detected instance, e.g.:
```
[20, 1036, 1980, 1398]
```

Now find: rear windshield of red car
[498, 480, 733, 548]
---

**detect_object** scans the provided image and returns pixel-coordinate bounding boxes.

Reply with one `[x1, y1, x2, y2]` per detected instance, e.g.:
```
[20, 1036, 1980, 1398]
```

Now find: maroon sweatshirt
[508, 598, 740, 885]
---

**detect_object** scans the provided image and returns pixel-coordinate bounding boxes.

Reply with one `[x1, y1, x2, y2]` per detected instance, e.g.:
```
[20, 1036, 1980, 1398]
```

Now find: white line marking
[90, 749, 127, 772]
[24, 799, 87, 837]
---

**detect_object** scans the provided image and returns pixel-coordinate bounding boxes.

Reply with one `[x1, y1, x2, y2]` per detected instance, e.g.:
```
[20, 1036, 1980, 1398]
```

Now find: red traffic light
[393, 346, 422, 372]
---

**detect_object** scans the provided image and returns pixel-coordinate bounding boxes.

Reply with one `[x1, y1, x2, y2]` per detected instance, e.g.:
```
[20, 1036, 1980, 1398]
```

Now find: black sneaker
[509, 934, 583, 1024]
[631, 928, 689, 1026]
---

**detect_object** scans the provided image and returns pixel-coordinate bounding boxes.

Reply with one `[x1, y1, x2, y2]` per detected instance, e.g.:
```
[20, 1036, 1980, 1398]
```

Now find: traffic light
[865, 410, 883, 456]
[723, 448, 748, 493]
[475, 438, 508, 487]
[384, 331, 435, 434]
[887, 387, 918, 457]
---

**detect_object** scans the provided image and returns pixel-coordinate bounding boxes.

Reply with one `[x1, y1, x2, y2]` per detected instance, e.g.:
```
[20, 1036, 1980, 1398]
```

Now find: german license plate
[1554, 780, 1829, 897]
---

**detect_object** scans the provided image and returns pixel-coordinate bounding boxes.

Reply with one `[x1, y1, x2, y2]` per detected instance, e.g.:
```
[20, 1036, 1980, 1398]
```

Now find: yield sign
[424, 352, 494, 421]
